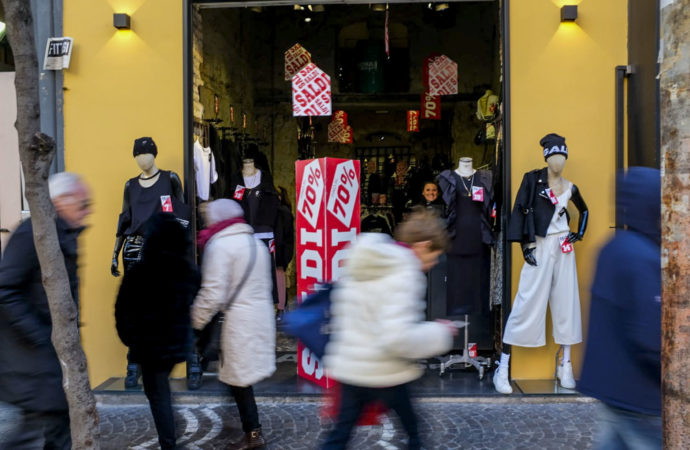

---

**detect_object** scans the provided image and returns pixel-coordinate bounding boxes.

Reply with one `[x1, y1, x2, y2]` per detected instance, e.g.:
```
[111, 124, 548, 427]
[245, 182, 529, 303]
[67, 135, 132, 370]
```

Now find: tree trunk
[1, 0, 100, 447]
[660, 1, 690, 449]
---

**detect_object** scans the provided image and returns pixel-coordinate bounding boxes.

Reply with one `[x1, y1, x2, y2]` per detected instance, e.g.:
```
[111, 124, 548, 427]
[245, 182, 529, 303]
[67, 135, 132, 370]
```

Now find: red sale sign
[328, 110, 354, 144]
[407, 110, 420, 132]
[292, 63, 332, 117]
[285, 43, 312, 81]
[295, 158, 361, 388]
[421, 93, 441, 120]
[424, 54, 458, 96]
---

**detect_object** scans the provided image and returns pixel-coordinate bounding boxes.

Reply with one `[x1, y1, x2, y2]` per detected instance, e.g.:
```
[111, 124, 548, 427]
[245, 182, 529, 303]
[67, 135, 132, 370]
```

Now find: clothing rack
[438, 314, 492, 379]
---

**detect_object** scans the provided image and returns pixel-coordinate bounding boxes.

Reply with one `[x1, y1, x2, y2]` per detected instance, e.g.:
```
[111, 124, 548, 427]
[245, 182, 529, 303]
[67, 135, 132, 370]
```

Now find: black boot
[124, 363, 141, 388]
[187, 352, 203, 391]
[226, 428, 266, 450]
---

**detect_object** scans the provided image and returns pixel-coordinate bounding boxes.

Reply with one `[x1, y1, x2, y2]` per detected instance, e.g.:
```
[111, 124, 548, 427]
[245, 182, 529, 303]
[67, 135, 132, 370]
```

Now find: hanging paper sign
[343, 125, 353, 144]
[328, 110, 353, 143]
[421, 93, 441, 120]
[292, 63, 332, 117]
[425, 54, 458, 96]
[285, 43, 312, 81]
[407, 110, 420, 132]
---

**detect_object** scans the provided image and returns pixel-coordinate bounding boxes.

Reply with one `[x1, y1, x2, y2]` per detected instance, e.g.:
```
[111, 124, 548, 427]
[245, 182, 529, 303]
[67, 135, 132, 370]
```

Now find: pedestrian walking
[0, 172, 92, 450]
[192, 199, 276, 450]
[322, 208, 456, 450]
[578, 167, 662, 449]
[115, 212, 200, 450]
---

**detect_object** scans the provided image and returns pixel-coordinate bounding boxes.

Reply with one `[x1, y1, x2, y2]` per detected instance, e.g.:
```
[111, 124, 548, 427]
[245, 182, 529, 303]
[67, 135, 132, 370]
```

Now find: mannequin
[390, 160, 410, 223]
[230, 144, 281, 304]
[437, 157, 494, 316]
[494, 133, 589, 394]
[111, 137, 201, 390]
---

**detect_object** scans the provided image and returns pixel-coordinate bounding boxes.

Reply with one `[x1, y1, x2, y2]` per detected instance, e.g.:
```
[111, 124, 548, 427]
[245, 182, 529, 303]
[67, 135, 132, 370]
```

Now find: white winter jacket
[191, 223, 276, 387]
[324, 233, 453, 387]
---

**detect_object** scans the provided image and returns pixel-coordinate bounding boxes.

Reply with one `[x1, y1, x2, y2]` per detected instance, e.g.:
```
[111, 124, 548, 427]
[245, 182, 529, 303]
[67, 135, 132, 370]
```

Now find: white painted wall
[0, 72, 22, 254]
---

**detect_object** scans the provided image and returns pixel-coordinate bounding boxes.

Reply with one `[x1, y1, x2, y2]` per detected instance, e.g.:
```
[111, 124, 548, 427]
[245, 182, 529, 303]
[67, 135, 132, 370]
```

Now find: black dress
[446, 173, 491, 316]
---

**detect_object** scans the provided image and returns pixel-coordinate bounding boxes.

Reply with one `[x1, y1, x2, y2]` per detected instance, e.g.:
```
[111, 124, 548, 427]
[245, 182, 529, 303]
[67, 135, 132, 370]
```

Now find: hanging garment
[194, 140, 218, 201]
[503, 185, 582, 347]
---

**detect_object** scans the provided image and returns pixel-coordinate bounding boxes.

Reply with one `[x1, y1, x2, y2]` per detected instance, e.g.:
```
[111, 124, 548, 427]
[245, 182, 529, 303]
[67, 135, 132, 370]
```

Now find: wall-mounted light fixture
[560, 5, 578, 22]
[113, 13, 131, 30]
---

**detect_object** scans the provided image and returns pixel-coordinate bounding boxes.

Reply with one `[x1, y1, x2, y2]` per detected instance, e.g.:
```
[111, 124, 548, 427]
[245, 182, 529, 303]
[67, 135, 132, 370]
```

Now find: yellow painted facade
[59, 0, 628, 385]
[509, 0, 628, 379]
[63, 0, 185, 383]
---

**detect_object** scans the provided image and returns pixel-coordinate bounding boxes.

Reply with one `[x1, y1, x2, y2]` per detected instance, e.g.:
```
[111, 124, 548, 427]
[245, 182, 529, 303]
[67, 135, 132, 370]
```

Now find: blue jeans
[322, 382, 420, 450]
[594, 403, 661, 450]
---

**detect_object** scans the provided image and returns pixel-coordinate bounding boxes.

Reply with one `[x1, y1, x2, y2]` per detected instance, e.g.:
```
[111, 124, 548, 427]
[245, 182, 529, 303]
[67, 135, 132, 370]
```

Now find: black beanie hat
[540, 133, 568, 160]
[133, 137, 158, 157]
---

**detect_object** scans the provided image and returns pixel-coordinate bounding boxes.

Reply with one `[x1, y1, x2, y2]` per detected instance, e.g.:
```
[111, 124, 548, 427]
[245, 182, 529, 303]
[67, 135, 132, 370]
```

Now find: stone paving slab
[2, 400, 599, 449]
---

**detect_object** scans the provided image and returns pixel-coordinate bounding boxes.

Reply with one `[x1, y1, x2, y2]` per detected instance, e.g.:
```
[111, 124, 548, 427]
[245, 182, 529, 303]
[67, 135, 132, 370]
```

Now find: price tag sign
[545, 188, 559, 205]
[297, 159, 325, 228]
[559, 235, 573, 254]
[160, 195, 173, 213]
[327, 160, 359, 227]
[472, 186, 484, 202]
[234, 186, 246, 201]
[407, 110, 420, 132]
[421, 93, 441, 120]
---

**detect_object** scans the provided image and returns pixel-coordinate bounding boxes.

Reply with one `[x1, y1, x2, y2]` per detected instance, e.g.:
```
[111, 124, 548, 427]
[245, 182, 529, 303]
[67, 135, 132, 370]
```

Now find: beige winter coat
[191, 223, 276, 387]
[324, 233, 453, 387]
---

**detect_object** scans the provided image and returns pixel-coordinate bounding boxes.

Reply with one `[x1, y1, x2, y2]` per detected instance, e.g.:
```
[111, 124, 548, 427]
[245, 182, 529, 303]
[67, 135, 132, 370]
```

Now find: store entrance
[186, 0, 506, 395]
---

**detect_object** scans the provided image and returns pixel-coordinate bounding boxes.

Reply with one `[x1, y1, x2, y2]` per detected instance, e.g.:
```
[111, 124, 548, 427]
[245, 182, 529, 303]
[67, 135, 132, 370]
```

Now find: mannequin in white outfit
[494, 133, 589, 394]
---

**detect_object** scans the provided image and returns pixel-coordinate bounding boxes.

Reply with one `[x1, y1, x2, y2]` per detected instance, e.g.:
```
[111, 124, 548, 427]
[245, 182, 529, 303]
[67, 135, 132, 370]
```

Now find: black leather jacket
[507, 168, 588, 244]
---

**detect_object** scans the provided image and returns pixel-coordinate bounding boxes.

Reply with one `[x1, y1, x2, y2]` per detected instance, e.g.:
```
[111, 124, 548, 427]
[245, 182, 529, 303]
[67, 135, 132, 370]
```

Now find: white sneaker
[557, 361, 576, 389]
[493, 366, 513, 394]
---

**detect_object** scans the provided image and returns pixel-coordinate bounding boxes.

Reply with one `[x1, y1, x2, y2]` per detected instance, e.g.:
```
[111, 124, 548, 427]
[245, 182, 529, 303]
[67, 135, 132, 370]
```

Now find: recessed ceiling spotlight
[304, 16, 312, 23]
[428, 3, 433, 9]
[372, 4, 387, 12]
[294, 4, 305, 11]
[435, 3, 450, 12]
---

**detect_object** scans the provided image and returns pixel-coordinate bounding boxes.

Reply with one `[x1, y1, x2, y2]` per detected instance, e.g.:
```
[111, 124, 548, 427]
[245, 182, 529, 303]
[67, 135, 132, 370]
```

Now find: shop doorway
[184, 0, 508, 394]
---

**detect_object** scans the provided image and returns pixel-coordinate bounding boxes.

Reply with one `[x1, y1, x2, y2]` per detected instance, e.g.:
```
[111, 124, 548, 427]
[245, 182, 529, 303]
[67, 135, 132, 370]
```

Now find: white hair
[204, 198, 244, 225]
[48, 172, 83, 200]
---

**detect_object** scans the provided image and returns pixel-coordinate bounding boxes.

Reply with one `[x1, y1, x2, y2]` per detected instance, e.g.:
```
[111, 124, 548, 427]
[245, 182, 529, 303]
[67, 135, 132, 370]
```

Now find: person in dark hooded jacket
[578, 167, 661, 449]
[115, 213, 200, 450]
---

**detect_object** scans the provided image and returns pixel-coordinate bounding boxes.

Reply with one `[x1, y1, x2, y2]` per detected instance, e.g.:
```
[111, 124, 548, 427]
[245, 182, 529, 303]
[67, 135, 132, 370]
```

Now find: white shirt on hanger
[194, 139, 218, 201]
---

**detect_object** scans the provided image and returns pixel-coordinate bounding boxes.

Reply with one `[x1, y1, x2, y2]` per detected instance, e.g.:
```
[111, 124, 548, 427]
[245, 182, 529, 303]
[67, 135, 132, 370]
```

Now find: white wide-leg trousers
[503, 232, 582, 347]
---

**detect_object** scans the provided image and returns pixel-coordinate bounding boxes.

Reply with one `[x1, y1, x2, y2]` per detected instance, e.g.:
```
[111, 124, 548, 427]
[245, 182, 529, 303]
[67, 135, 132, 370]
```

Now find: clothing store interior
[102, 0, 510, 396]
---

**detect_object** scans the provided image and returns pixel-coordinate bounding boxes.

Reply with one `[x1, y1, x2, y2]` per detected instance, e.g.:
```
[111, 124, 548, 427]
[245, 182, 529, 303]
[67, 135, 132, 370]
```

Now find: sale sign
[421, 93, 441, 120]
[424, 54, 458, 96]
[328, 110, 354, 144]
[285, 43, 312, 81]
[407, 110, 420, 132]
[292, 63, 332, 117]
[295, 158, 361, 388]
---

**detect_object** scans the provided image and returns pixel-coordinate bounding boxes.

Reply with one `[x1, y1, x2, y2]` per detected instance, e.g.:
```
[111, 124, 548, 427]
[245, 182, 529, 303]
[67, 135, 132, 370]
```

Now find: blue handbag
[281, 283, 334, 360]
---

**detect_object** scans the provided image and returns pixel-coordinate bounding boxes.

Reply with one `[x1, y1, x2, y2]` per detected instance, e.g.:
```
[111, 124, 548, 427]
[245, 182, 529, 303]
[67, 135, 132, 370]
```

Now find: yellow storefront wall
[60, 0, 628, 386]
[509, 0, 627, 379]
[63, 0, 185, 384]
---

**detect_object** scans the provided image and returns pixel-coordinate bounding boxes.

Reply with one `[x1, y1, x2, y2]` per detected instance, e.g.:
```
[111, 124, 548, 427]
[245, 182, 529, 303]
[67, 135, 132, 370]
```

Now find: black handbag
[196, 234, 257, 364]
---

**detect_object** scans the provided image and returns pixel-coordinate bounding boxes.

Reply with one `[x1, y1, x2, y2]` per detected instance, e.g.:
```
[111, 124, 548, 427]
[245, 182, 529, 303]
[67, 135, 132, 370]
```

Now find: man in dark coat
[578, 167, 662, 449]
[0, 172, 91, 449]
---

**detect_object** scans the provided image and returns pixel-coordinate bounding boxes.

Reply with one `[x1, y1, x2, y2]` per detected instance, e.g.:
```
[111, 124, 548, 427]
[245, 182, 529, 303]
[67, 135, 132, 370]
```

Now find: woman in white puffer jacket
[323, 209, 456, 450]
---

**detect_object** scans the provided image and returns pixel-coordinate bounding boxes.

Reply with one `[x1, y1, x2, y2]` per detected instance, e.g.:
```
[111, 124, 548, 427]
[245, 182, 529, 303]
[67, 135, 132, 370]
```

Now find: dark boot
[187, 353, 203, 391]
[226, 428, 266, 449]
[125, 363, 141, 388]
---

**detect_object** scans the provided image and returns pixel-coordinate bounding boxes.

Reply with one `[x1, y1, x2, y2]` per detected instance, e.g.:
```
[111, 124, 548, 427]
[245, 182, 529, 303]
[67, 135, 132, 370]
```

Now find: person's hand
[566, 232, 583, 244]
[111, 259, 121, 277]
[522, 246, 537, 266]
[436, 319, 459, 337]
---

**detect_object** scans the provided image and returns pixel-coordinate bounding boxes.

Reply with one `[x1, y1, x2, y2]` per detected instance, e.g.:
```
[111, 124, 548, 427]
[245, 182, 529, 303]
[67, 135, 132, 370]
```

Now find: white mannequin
[135, 153, 160, 188]
[455, 157, 476, 177]
[242, 158, 261, 189]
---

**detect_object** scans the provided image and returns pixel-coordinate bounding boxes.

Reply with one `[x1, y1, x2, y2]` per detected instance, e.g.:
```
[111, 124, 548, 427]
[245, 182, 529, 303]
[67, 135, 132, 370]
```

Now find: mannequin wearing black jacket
[494, 134, 589, 395]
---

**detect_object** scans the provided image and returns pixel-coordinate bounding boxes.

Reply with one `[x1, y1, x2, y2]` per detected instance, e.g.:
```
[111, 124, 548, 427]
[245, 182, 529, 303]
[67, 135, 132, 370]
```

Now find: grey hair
[48, 172, 83, 200]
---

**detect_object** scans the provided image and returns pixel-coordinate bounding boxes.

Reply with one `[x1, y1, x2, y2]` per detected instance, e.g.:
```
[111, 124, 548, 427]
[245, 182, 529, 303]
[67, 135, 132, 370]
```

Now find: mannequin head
[422, 182, 439, 203]
[135, 153, 156, 172]
[546, 154, 566, 175]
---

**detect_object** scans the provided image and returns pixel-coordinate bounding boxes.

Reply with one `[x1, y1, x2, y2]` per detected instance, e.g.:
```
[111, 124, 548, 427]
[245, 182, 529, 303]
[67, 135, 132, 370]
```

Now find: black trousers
[322, 382, 420, 450]
[228, 384, 261, 432]
[141, 362, 176, 450]
[2, 409, 71, 450]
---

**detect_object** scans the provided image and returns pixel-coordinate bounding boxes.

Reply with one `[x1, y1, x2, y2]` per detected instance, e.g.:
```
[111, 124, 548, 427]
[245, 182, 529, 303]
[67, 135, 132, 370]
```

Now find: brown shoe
[227, 428, 266, 449]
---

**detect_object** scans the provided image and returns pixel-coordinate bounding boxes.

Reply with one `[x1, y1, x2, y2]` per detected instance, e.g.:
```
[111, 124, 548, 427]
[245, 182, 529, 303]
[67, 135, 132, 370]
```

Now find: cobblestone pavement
[2, 400, 598, 449]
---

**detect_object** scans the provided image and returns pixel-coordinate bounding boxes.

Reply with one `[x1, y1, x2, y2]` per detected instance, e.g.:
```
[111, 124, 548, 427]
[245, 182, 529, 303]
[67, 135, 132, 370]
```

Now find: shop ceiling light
[304, 17, 312, 23]
[371, 4, 387, 12]
[113, 13, 131, 30]
[294, 4, 304, 11]
[435, 3, 450, 12]
[560, 5, 578, 22]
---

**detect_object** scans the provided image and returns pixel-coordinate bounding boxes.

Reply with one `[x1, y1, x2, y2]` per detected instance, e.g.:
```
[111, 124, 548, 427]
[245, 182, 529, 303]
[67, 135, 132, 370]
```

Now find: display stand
[438, 314, 492, 379]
